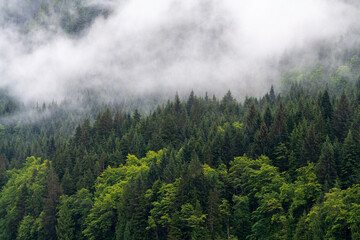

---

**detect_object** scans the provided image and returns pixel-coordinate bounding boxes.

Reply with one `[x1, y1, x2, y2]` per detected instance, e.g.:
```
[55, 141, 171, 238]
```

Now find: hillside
[0, 55, 360, 238]
[2, 0, 360, 239]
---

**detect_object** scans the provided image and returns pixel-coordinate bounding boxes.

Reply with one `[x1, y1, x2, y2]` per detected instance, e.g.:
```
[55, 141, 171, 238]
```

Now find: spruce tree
[271, 101, 287, 146]
[61, 168, 75, 195]
[320, 90, 332, 121]
[43, 168, 62, 240]
[341, 130, 359, 188]
[333, 92, 351, 142]
[304, 124, 320, 163]
[316, 137, 337, 191]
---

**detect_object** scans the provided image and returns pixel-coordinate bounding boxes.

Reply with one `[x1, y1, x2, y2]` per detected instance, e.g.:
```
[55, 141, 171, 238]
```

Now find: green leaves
[0, 157, 58, 240]
[56, 196, 75, 240]
[84, 150, 163, 240]
[3, 66, 360, 240]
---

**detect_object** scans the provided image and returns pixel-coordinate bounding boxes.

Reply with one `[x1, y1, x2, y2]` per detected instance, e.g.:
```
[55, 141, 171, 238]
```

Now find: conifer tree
[263, 105, 273, 128]
[316, 137, 337, 190]
[133, 109, 141, 125]
[173, 92, 181, 113]
[98, 108, 113, 137]
[0, 155, 6, 187]
[271, 101, 287, 146]
[304, 124, 320, 163]
[207, 187, 220, 240]
[43, 168, 62, 240]
[61, 168, 75, 195]
[254, 123, 270, 156]
[333, 92, 351, 142]
[81, 118, 91, 149]
[320, 90, 333, 120]
[244, 103, 261, 144]
[186, 90, 195, 115]
[341, 130, 359, 188]
[113, 109, 123, 137]
[269, 85, 276, 105]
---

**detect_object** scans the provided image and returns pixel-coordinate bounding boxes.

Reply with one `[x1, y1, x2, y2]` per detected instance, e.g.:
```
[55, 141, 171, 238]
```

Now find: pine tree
[271, 101, 287, 146]
[61, 168, 75, 195]
[74, 125, 82, 146]
[304, 124, 320, 163]
[210, 132, 223, 168]
[222, 126, 233, 164]
[187, 90, 195, 115]
[333, 92, 351, 142]
[341, 130, 359, 188]
[316, 137, 337, 190]
[0, 155, 6, 187]
[289, 122, 306, 168]
[244, 103, 261, 143]
[133, 109, 141, 124]
[269, 85, 276, 106]
[113, 109, 124, 137]
[254, 123, 270, 156]
[173, 92, 181, 113]
[98, 108, 113, 137]
[263, 105, 273, 128]
[220, 90, 235, 113]
[43, 168, 62, 240]
[207, 187, 220, 240]
[47, 137, 56, 159]
[163, 152, 179, 183]
[160, 114, 178, 145]
[320, 90, 332, 120]
[81, 118, 91, 149]
[350, 108, 360, 144]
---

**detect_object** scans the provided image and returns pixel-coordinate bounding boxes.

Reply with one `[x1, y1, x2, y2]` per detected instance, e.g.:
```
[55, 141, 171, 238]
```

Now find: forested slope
[1, 0, 108, 35]
[1, 57, 360, 239]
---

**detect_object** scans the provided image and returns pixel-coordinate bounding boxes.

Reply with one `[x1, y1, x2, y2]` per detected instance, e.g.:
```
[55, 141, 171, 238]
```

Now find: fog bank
[1, 0, 360, 103]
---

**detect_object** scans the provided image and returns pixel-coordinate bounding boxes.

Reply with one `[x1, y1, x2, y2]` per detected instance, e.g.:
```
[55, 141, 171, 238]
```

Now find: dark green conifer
[316, 137, 337, 190]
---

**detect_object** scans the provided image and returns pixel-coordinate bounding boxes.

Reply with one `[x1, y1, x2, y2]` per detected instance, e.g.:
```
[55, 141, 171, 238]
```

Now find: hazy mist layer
[1, 0, 360, 103]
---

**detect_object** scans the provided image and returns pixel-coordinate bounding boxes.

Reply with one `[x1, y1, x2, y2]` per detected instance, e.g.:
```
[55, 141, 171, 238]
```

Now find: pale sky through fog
[0, 0, 359, 103]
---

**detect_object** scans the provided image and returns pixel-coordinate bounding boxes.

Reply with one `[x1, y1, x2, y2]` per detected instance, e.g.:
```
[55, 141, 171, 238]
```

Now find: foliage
[1, 55, 360, 239]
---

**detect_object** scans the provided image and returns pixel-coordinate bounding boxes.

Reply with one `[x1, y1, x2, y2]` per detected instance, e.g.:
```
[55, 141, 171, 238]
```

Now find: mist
[1, 0, 360, 105]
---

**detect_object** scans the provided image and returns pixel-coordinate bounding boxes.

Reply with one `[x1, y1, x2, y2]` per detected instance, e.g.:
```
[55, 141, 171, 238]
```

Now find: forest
[1, 54, 360, 239]
[2, 0, 360, 239]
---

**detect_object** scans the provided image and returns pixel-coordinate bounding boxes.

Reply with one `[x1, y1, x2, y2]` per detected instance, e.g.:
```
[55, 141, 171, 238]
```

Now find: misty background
[1, 0, 360, 106]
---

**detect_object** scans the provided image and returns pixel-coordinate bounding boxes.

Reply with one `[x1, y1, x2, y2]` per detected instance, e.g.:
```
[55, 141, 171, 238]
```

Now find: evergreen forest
[1, 56, 360, 239]
[2, 0, 360, 239]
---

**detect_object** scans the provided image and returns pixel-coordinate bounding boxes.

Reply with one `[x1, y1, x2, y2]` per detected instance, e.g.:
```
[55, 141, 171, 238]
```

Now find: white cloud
[1, 0, 359, 103]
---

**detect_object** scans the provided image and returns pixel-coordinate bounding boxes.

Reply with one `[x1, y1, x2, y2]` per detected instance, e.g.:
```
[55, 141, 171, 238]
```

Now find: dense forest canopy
[2, 0, 360, 239]
[1, 54, 360, 239]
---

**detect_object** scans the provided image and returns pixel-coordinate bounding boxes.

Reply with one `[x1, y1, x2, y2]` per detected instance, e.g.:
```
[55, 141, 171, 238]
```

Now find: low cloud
[1, 0, 360, 104]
